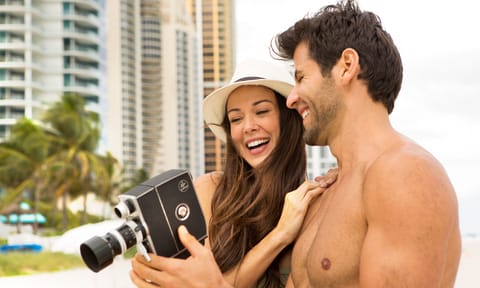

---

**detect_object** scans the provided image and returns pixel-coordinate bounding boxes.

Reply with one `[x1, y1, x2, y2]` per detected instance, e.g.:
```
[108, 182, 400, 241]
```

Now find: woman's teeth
[247, 139, 268, 149]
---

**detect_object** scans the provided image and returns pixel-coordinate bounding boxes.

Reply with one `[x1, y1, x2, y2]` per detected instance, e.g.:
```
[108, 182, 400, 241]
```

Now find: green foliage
[0, 93, 120, 231]
[0, 252, 84, 276]
[30, 200, 102, 234]
[121, 168, 150, 193]
[123, 245, 137, 259]
[40, 207, 103, 233]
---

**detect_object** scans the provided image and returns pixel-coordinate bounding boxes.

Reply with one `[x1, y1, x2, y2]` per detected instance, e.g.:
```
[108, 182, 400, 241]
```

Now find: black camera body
[80, 169, 207, 273]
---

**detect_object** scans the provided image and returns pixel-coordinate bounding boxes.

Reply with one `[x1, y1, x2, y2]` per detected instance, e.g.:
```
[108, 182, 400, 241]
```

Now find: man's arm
[360, 150, 458, 287]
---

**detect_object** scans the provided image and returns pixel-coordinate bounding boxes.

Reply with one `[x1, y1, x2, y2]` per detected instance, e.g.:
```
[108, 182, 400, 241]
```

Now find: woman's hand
[130, 226, 231, 288]
[274, 168, 338, 244]
[314, 167, 338, 185]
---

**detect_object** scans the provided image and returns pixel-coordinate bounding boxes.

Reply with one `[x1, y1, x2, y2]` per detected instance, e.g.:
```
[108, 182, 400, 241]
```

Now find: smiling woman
[226, 85, 281, 168]
[129, 59, 338, 288]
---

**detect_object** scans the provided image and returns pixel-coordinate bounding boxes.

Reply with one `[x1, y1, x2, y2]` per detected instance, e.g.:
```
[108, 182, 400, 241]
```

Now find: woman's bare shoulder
[194, 171, 223, 191]
[193, 171, 223, 222]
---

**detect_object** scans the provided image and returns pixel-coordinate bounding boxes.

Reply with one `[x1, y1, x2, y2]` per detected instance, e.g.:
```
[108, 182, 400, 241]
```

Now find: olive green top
[255, 267, 290, 288]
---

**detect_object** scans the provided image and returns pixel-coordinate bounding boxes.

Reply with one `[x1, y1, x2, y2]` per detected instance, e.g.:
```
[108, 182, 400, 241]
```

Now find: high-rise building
[0, 0, 105, 140]
[306, 146, 337, 179]
[106, 0, 203, 181]
[187, 0, 234, 173]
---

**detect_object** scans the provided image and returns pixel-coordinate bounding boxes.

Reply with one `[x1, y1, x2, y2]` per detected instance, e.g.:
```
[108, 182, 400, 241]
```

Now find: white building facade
[106, 0, 203, 181]
[0, 0, 105, 139]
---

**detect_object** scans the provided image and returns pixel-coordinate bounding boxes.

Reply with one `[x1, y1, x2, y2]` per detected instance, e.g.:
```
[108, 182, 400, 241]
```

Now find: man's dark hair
[272, 0, 403, 113]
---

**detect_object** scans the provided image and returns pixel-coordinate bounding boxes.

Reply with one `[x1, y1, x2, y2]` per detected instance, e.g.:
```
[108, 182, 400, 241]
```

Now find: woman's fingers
[314, 167, 339, 185]
[177, 225, 204, 258]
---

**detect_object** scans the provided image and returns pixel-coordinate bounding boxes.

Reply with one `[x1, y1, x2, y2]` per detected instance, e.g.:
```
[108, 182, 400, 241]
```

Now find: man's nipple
[321, 258, 331, 270]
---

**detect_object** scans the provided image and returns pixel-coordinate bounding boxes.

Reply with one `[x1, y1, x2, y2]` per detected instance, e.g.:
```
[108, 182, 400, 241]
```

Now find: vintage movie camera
[80, 169, 207, 272]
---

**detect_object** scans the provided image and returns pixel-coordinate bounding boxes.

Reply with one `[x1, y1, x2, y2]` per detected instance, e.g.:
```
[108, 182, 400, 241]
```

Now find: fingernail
[179, 225, 187, 234]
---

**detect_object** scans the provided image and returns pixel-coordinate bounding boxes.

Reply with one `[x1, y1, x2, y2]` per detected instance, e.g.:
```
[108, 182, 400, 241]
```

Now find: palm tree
[41, 93, 114, 229]
[0, 94, 119, 231]
[0, 118, 50, 233]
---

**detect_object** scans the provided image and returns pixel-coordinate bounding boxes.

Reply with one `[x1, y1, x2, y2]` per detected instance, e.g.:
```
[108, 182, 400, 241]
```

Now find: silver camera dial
[175, 203, 190, 221]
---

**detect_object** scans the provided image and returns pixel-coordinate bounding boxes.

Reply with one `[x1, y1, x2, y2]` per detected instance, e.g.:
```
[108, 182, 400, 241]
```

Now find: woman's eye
[256, 109, 270, 115]
[229, 117, 241, 123]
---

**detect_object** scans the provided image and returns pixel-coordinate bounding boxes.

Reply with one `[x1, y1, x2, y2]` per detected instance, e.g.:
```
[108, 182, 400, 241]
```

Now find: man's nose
[286, 86, 299, 109]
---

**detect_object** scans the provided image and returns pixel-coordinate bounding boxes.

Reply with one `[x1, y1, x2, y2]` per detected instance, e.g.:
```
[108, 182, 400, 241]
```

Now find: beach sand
[0, 237, 479, 287]
[455, 236, 480, 287]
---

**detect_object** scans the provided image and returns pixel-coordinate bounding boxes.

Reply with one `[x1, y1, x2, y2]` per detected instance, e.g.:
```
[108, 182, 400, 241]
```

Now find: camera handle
[125, 220, 152, 262]
[137, 242, 151, 262]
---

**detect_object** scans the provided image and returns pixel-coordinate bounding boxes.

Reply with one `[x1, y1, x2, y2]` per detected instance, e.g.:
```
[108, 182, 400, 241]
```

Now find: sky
[234, 0, 480, 235]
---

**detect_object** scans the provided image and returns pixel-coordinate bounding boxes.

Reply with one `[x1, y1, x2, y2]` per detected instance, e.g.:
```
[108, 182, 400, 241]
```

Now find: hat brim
[203, 79, 293, 142]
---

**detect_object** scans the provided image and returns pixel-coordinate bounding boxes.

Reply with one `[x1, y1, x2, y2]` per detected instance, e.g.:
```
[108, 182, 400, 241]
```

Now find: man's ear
[338, 48, 360, 85]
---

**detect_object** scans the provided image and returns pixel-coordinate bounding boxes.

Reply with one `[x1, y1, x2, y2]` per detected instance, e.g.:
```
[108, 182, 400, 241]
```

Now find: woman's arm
[130, 170, 337, 288]
[224, 177, 336, 288]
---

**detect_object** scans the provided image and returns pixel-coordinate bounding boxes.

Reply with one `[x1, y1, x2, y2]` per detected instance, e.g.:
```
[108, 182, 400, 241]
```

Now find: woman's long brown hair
[209, 92, 306, 287]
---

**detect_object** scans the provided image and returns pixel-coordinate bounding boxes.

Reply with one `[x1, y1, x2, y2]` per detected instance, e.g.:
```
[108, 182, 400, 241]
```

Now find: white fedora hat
[203, 59, 294, 142]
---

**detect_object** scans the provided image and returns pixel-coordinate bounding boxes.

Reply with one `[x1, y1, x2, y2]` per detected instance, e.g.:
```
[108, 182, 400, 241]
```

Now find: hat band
[234, 76, 264, 82]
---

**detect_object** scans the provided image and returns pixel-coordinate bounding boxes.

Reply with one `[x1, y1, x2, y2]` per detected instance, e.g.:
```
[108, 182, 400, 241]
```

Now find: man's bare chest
[291, 179, 367, 287]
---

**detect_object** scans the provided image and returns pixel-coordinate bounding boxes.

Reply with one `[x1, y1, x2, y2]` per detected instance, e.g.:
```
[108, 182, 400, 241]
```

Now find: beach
[0, 257, 133, 288]
[455, 236, 480, 287]
[0, 236, 479, 287]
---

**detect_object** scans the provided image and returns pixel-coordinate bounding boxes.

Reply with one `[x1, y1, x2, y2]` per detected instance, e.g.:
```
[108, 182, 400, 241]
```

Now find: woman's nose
[243, 115, 258, 133]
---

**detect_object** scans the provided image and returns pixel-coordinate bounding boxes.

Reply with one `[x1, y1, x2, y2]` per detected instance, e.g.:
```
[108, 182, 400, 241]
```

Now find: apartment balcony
[0, 26, 26, 38]
[0, 97, 25, 108]
[63, 82, 99, 96]
[70, 0, 100, 12]
[64, 10, 99, 27]
[0, 64, 26, 72]
[0, 78, 25, 88]
[0, 14, 24, 24]
[63, 28, 100, 45]
[0, 32, 24, 42]
[0, 56, 26, 69]
[0, 0, 24, 4]
[64, 46, 100, 62]
[0, 117, 17, 127]
[64, 63, 100, 78]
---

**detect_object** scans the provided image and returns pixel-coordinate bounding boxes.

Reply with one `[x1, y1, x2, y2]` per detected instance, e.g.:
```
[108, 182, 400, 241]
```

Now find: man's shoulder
[369, 140, 444, 178]
[364, 139, 455, 210]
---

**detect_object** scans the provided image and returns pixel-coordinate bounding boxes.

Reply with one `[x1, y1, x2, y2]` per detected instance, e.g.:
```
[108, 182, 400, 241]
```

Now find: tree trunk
[81, 191, 87, 225]
[62, 192, 68, 231]
[32, 189, 39, 235]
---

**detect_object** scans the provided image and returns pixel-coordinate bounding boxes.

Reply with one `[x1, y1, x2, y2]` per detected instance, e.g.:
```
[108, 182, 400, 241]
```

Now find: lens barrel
[114, 199, 136, 218]
[80, 221, 143, 272]
[80, 234, 121, 272]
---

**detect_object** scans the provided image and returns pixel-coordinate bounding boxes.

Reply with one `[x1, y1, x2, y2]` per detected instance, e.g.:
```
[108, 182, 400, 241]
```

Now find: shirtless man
[128, 1, 461, 287]
[272, 0, 461, 287]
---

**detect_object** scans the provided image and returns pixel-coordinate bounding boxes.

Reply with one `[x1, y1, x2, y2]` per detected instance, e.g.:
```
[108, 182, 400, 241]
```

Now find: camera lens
[80, 234, 120, 272]
[80, 221, 145, 272]
[114, 199, 136, 218]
